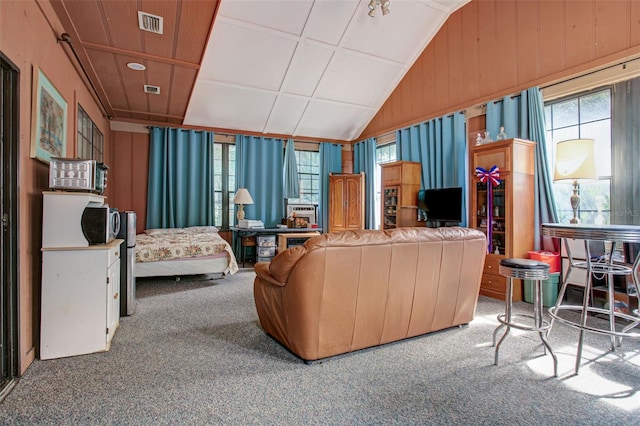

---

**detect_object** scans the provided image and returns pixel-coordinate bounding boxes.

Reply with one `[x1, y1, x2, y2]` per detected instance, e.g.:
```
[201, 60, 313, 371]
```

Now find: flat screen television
[418, 187, 463, 225]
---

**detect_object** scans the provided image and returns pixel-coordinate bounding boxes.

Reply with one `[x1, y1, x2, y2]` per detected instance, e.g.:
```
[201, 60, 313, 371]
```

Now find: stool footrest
[497, 313, 551, 333]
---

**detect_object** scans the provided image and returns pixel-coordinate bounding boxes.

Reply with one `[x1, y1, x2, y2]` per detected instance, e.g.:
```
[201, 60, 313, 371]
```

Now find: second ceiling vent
[144, 85, 161, 95]
[138, 11, 163, 34]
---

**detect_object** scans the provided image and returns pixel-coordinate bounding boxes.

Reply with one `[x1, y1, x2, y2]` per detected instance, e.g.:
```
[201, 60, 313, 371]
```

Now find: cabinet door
[329, 175, 346, 232]
[382, 187, 398, 229]
[473, 176, 507, 254]
[41, 249, 110, 359]
[107, 258, 120, 345]
[344, 175, 364, 230]
[473, 146, 510, 172]
[381, 163, 402, 185]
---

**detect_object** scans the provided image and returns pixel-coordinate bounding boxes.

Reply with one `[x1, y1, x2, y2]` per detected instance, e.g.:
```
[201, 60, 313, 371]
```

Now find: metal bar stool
[492, 258, 558, 377]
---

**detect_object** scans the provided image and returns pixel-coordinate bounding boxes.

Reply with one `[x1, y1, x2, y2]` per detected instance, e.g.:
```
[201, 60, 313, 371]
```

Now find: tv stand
[426, 220, 459, 228]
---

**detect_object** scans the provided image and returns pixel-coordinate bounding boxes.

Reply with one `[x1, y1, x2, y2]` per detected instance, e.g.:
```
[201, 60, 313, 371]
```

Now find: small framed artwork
[31, 68, 67, 163]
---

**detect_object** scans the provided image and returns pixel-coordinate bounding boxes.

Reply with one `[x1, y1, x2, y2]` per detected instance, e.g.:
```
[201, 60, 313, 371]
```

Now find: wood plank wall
[109, 130, 150, 234]
[360, 0, 640, 139]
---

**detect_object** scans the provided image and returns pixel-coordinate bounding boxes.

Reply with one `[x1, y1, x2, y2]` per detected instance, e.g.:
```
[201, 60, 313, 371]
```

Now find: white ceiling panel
[186, 82, 277, 131]
[304, 1, 359, 46]
[282, 42, 335, 97]
[200, 20, 298, 90]
[297, 100, 375, 141]
[265, 95, 309, 135]
[342, 2, 447, 63]
[183, 0, 470, 141]
[217, 0, 314, 36]
[315, 51, 404, 107]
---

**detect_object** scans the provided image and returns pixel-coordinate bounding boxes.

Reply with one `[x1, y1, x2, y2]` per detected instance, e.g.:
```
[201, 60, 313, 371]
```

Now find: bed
[135, 226, 238, 278]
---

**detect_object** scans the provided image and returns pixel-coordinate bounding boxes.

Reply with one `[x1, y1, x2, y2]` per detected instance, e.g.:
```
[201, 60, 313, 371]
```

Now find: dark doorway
[0, 52, 20, 400]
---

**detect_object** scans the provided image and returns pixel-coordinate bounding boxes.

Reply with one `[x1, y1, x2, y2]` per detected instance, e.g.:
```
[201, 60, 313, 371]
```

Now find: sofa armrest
[254, 262, 286, 287]
[269, 245, 307, 283]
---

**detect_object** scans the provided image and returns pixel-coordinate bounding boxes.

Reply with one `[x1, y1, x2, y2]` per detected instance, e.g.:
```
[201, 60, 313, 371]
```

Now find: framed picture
[31, 68, 67, 163]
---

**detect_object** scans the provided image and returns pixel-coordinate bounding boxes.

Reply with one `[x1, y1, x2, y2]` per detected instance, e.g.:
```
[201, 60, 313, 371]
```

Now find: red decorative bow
[475, 165, 501, 187]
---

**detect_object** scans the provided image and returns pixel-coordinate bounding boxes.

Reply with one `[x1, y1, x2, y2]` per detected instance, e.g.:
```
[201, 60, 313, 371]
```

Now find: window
[375, 142, 397, 229]
[287, 149, 320, 205]
[77, 105, 104, 161]
[213, 142, 235, 228]
[544, 88, 612, 224]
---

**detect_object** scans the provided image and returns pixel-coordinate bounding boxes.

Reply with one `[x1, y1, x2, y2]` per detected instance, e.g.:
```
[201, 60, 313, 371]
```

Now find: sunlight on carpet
[474, 301, 640, 413]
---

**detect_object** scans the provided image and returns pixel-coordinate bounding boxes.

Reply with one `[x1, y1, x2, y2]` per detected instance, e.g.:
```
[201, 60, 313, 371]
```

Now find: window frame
[374, 140, 397, 230]
[286, 143, 320, 206]
[77, 105, 104, 162]
[213, 141, 235, 229]
[544, 87, 612, 225]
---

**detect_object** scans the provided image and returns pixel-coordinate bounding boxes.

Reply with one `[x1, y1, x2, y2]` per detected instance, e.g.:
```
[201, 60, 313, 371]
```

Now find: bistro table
[541, 223, 640, 374]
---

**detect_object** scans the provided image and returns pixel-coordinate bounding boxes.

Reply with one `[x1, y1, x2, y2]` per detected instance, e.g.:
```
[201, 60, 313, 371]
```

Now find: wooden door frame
[0, 51, 20, 401]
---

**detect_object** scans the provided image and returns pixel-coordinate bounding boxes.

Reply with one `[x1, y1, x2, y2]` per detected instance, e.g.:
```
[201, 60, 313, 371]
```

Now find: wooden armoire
[328, 172, 365, 232]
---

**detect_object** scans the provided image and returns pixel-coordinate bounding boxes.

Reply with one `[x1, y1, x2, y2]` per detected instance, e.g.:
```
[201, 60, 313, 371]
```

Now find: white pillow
[184, 226, 219, 234]
[144, 228, 187, 236]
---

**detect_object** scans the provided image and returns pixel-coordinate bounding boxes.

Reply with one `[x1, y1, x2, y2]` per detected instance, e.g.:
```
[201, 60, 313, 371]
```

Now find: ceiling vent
[138, 11, 163, 34]
[144, 85, 161, 95]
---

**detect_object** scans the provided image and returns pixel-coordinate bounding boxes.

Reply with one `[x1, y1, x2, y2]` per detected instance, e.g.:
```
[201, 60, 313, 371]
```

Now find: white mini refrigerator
[40, 242, 121, 360]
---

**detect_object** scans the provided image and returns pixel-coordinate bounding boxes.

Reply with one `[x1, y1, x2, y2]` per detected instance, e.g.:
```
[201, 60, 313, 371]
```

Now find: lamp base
[237, 204, 245, 222]
[569, 181, 580, 224]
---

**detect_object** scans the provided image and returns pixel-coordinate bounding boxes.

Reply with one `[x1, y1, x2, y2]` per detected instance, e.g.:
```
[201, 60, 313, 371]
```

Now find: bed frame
[135, 255, 232, 279]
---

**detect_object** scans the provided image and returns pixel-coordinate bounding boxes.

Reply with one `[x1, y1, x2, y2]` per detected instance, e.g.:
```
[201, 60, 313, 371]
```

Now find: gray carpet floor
[1, 269, 640, 425]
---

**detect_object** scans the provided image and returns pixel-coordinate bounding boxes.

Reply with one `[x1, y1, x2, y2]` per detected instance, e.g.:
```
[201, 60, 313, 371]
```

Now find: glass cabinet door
[383, 186, 398, 229]
[475, 179, 506, 255]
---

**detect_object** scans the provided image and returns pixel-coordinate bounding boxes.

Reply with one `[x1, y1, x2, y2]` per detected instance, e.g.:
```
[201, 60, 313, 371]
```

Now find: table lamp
[553, 138, 598, 224]
[232, 188, 254, 223]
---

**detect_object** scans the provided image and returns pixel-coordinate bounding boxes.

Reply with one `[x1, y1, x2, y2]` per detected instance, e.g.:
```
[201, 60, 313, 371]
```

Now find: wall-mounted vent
[144, 85, 161, 95]
[138, 11, 163, 34]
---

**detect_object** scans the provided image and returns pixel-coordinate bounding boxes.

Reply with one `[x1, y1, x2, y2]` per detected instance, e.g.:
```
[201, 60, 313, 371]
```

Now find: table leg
[575, 240, 594, 375]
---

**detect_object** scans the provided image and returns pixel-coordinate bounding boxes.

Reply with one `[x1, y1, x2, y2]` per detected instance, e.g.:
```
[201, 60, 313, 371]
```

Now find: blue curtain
[146, 127, 215, 229]
[612, 77, 640, 226]
[353, 138, 377, 229]
[396, 112, 468, 226]
[235, 135, 284, 227]
[283, 138, 299, 199]
[319, 143, 343, 231]
[486, 87, 559, 250]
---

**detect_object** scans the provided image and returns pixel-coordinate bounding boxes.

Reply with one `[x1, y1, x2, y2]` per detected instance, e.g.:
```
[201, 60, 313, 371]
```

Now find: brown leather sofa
[253, 227, 487, 362]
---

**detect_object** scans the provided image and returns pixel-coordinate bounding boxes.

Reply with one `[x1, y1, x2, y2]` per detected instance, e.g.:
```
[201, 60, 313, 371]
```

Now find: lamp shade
[232, 188, 254, 205]
[553, 138, 598, 183]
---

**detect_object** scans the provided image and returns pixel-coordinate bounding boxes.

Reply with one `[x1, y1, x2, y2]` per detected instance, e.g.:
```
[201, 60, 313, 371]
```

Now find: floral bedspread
[136, 231, 234, 265]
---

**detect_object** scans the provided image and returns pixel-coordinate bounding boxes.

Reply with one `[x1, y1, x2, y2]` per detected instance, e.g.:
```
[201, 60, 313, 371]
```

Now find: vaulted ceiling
[51, 0, 469, 142]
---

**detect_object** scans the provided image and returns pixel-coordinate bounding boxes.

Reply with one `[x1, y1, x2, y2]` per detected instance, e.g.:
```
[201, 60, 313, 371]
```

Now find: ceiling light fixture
[127, 62, 146, 71]
[368, 0, 390, 17]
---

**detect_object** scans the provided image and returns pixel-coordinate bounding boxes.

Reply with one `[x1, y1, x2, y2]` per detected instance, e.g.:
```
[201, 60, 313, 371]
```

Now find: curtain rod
[57, 33, 111, 120]
[540, 57, 640, 91]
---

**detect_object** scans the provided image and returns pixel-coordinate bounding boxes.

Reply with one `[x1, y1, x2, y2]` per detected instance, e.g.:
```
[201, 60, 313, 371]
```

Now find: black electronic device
[418, 187, 463, 226]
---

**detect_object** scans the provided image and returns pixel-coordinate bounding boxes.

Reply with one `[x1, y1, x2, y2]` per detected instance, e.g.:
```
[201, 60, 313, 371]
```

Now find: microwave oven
[81, 205, 120, 245]
[49, 158, 108, 194]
